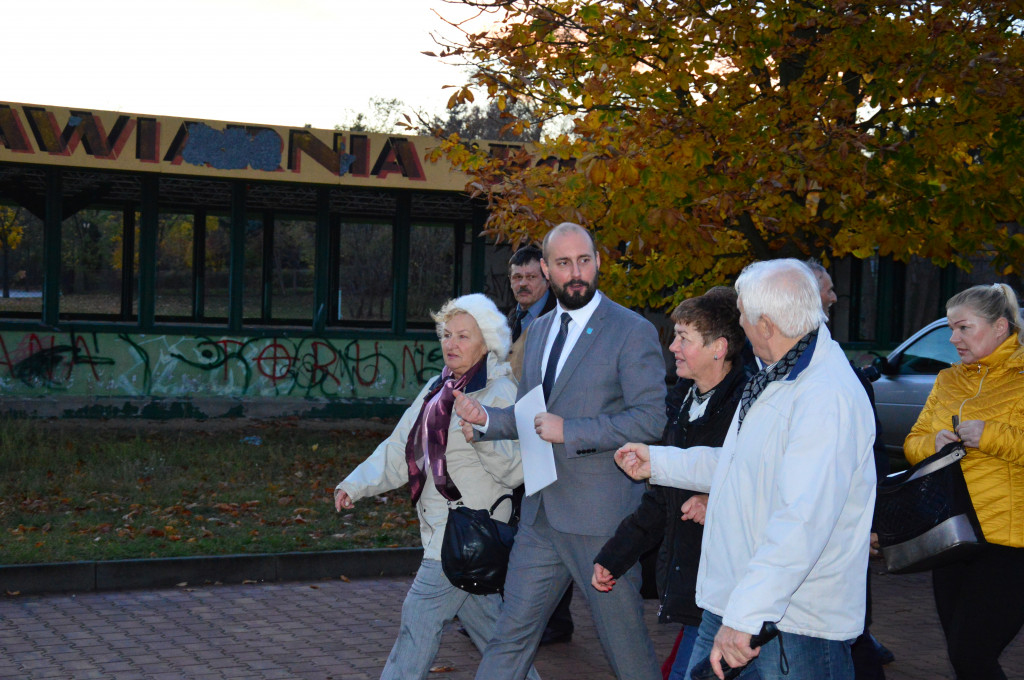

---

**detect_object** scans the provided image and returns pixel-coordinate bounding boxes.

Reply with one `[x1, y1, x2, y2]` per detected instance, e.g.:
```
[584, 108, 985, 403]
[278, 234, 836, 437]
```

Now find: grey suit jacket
[483, 294, 667, 536]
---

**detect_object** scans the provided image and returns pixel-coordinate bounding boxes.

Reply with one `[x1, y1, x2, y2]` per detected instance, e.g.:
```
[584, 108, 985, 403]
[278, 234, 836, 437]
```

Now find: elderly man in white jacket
[615, 259, 876, 680]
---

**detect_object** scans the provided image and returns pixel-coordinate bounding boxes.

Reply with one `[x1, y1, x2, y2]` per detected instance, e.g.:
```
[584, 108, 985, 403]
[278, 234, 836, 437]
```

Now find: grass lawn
[0, 417, 420, 565]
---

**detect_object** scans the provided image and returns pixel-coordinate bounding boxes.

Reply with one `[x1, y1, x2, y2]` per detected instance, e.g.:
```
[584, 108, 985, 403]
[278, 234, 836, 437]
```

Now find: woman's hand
[955, 419, 986, 448]
[935, 429, 959, 452]
[681, 494, 709, 525]
[460, 419, 476, 443]
[615, 443, 652, 480]
[334, 489, 353, 512]
[592, 563, 616, 592]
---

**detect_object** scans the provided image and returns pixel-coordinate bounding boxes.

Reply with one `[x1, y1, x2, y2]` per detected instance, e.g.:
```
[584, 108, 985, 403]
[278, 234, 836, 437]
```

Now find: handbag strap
[489, 493, 514, 516]
[447, 493, 515, 515]
[905, 441, 967, 483]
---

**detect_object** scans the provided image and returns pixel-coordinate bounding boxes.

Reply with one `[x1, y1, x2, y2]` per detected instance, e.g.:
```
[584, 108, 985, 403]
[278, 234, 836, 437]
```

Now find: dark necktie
[511, 307, 529, 342]
[542, 312, 571, 401]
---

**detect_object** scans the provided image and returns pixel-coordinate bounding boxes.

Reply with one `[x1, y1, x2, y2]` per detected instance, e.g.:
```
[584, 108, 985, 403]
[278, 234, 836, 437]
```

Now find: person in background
[904, 283, 1024, 680]
[508, 245, 557, 344]
[333, 293, 540, 680]
[456, 222, 667, 680]
[592, 289, 750, 680]
[806, 259, 893, 678]
[616, 259, 877, 680]
[506, 244, 574, 646]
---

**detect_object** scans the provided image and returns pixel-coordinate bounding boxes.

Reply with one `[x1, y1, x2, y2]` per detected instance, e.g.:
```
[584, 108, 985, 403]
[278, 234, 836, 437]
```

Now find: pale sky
[2, 0, 483, 130]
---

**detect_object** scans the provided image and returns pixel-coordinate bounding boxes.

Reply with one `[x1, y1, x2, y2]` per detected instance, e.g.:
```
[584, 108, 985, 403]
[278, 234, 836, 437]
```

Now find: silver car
[871, 309, 1022, 468]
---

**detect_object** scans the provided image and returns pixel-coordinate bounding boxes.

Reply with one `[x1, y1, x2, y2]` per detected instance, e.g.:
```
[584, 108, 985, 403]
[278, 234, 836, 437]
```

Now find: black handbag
[441, 494, 516, 595]
[874, 440, 985, 574]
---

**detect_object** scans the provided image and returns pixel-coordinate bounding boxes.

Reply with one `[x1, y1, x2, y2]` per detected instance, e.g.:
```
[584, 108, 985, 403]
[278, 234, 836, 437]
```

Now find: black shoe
[539, 627, 573, 646]
[869, 634, 895, 665]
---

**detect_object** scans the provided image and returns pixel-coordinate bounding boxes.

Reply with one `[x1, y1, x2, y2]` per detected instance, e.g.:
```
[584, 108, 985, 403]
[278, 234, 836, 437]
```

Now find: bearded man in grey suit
[455, 222, 667, 680]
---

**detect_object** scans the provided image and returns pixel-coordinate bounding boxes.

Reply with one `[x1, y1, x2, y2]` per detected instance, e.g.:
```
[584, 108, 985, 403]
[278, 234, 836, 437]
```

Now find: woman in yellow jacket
[904, 283, 1024, 680]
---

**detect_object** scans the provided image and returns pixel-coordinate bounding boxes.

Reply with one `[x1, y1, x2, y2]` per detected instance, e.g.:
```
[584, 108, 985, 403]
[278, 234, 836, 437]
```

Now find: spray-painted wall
[0, 329, 445, 417]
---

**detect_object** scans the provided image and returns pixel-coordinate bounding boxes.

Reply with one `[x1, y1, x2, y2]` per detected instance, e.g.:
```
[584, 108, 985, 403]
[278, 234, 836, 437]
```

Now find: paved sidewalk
[1, 566, 1022, 679]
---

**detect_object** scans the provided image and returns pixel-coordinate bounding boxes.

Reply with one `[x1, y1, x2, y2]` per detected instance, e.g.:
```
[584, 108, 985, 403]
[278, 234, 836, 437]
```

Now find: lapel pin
[586, 328, 593, 335]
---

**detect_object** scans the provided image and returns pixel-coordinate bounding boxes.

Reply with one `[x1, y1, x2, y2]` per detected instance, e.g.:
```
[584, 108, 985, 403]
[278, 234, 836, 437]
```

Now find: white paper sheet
[514, 385, 558, 495]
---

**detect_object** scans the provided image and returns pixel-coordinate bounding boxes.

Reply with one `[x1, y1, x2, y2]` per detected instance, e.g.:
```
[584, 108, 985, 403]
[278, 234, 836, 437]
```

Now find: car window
[897, 326, 959, 375]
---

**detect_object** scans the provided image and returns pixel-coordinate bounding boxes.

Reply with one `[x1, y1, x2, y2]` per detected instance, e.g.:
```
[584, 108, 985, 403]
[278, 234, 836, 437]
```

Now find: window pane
[156, 176, 232, 324]
[270, 218, 315, 322]
[54, 170, 140, 320]
[481, 239, 514, 311]
[155, 213, 194, 319]
[0, 200, 44, 318]
[243, 216, 264, 321]
[59, 208, 126, 318]
[407, 224, 455, 323]
[899, 326, 959, 375]
[203, 214, 230, 321]
[336, 222, 392, 323]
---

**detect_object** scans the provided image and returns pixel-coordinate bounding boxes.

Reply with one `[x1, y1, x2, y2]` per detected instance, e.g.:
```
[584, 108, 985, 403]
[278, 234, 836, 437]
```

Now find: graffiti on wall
[0, 330, 444, 401]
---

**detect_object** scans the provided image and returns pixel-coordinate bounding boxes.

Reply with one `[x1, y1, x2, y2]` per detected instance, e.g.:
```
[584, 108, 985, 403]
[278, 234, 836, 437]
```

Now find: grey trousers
[380, 558, 541, 680]
[474, 506, 660, 680]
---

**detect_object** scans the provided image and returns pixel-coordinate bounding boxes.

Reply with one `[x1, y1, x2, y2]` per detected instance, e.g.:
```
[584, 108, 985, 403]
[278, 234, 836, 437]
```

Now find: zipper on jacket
[958, 365, 988, 425]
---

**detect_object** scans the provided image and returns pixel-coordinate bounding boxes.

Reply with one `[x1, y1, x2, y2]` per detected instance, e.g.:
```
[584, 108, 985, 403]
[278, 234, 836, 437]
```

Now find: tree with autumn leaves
[430, 1, 1024, 309]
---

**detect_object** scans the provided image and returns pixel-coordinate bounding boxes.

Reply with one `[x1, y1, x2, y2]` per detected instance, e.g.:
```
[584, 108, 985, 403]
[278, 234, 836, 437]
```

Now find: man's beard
[551, 273, 598, 310]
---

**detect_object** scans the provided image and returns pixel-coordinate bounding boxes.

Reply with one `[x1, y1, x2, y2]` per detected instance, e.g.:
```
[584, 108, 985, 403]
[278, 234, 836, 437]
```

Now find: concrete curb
[0, 547, 424, 595]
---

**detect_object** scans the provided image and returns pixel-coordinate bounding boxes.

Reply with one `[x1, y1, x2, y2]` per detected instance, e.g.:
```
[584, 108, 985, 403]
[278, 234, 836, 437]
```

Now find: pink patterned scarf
[405, 357, 486, 505]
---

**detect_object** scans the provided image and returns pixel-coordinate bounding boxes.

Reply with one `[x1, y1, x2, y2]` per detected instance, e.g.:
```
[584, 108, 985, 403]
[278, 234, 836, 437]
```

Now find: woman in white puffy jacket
[334, 293, 539, 680]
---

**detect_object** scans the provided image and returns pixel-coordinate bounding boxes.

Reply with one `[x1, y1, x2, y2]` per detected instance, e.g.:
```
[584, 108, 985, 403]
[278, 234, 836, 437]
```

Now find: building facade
[0, 101, 518, 418]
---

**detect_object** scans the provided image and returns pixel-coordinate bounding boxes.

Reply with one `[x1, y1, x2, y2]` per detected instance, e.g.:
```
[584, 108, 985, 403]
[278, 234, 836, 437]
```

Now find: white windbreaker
[649, 324, 876, 640]
[336, 353, 523, 561]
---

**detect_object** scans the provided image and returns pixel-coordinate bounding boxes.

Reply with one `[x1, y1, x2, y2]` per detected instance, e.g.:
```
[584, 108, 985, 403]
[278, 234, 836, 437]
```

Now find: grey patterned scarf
[737, 330, 817, 431]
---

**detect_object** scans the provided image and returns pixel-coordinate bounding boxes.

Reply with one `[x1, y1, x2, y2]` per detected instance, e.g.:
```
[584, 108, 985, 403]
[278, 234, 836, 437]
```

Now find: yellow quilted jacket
[904, 335, 1024, 548]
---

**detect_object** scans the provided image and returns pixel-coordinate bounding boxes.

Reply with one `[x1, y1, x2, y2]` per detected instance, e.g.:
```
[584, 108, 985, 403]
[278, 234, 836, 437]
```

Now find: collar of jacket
[668, 358, 751, 420]
[956, 334, 1024, 373]
[425, 356, 490, 396]
[781, 325, 821, 382]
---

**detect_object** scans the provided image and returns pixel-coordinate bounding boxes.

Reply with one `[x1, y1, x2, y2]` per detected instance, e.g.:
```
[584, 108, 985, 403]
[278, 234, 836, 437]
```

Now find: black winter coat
[594, 360, 749, 625]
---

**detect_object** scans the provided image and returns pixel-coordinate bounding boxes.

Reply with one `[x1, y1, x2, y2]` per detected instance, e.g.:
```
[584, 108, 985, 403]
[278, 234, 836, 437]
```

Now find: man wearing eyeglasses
[508, 245, 556, 344]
